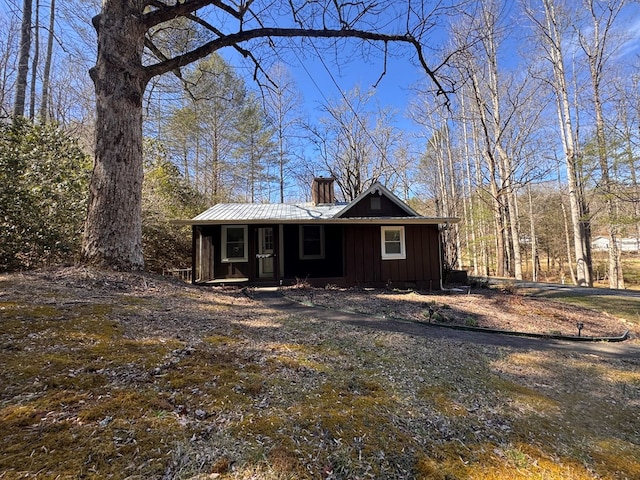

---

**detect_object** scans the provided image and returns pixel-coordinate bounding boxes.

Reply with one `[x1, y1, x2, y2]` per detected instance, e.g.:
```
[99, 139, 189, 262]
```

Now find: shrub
[141, 144, 206, 273]
[464, 317, 478, 327]
[0, 119, 91, 271]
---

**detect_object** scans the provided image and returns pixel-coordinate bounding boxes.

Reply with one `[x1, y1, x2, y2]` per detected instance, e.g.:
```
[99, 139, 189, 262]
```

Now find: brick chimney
[311, 177, 336, 205]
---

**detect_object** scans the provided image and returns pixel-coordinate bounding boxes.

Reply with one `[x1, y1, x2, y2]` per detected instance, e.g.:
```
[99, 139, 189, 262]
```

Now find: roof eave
[171, 217, 460, 226]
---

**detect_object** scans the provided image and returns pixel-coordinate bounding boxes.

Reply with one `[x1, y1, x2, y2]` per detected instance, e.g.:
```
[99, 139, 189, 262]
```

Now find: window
[381, 226, 406, 260]
[222, 226, 247, 262]
[370, 196, 381, 210]
[299, 225, 325, 259]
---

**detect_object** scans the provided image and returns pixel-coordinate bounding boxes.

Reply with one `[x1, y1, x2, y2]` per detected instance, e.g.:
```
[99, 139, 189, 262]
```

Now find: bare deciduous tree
[263, 63, 304, 203]
[526, 0, 594, 286]
[28, 0, 39, 120]
[13, 0, 32, 118]
[0, 16, 19, 116]
[39, 0, 55, 123]
[578, 0, 625, 289]
[309, 85, 400, 201]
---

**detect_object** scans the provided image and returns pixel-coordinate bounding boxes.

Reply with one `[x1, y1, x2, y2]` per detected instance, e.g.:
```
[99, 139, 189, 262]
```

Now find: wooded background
[1, 0, 639, 289]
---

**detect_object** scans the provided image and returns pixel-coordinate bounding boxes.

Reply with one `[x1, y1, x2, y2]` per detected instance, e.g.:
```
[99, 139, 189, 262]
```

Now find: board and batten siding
[193, 225, 250, 282]
[193, 226, 214, 282]
[344, 224, 442, 289]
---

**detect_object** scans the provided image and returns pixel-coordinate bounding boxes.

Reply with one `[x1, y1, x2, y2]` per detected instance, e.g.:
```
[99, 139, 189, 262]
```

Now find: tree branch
[144, 37, 185, 81]
[372, 40, 388, 88]
[144, 0, 240, 29]
[143, 26, 449, 99]
[177, 11, 276, 87]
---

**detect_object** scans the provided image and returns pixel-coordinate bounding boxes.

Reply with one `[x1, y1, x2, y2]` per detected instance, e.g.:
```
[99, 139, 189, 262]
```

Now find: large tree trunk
[506, 186, 523, 279]
[527, 186, 538, 282]
[82, 1, 147, 270]
[489, 175, 506, 277]
[28, 0, 39, 120]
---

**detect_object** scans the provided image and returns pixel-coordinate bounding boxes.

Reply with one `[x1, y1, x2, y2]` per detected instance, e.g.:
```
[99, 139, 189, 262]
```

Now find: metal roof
[174, 202, 457, 225]
[191, 202, 346, 222]
[173, 181, 460, 226]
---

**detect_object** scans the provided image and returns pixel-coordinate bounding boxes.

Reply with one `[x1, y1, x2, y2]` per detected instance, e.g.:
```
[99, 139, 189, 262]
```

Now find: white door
[258, 227, 274, 278]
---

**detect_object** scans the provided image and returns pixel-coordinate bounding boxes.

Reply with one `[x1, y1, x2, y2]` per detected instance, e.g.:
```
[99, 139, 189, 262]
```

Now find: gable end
[339, 191, 414, 218]
[335, 182, 419, 218]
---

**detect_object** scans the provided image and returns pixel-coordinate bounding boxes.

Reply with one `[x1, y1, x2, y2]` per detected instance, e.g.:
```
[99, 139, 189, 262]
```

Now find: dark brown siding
[282, 224, 343, 279]
[340, 193, 411, 218]
[194, 226, 215, 282]
[345, 224, 442, 289]
[197, 225, 249, 280]
[194, 222, 442, 288]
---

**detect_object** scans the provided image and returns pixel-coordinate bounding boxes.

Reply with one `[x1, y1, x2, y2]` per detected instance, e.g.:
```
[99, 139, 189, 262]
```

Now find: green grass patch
[535, 292, 640, 326]
[592, 252, 640, 288]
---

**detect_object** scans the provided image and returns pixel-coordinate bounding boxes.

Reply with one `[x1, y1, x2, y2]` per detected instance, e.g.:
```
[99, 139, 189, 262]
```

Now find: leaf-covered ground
[1, 268, 639, 479]
[282, 284, 634, 339]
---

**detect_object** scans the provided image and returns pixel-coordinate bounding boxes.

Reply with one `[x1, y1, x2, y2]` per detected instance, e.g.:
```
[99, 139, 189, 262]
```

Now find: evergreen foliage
[0, 119, 90, 271]
[142, 139, 206, 272]
[162, 55, 277, 203]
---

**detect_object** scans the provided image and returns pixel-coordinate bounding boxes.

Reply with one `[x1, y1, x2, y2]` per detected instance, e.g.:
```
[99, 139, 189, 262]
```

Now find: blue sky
[274, 0, 640, 140]
[3, 0, 640, 146]
[287, 47, 425, 129]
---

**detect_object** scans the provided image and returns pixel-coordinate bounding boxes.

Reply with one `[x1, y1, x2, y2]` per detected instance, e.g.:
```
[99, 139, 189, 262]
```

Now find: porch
[192, 223, 345, 286]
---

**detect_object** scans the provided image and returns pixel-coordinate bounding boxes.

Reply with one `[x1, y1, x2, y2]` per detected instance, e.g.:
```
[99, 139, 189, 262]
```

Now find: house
[592, 236, 640, 252]
[175, 178, 458, 289]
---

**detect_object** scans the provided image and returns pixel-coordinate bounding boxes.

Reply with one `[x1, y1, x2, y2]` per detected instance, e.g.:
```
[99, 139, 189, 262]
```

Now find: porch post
[191, 225, 197, 284]
[278, 224, 284, 283]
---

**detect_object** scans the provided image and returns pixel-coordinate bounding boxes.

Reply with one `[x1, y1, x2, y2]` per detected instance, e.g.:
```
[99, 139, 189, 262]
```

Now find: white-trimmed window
[299, 225, 325, 259]
[381, 226, 406, 260]
[222, 225, 248, 262]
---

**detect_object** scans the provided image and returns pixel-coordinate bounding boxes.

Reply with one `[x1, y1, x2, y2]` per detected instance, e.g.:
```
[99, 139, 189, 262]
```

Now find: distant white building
[592, 236, 640, 252]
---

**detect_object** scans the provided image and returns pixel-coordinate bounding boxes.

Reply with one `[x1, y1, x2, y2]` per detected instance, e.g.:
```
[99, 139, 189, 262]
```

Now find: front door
[258, 227, 275, 278]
